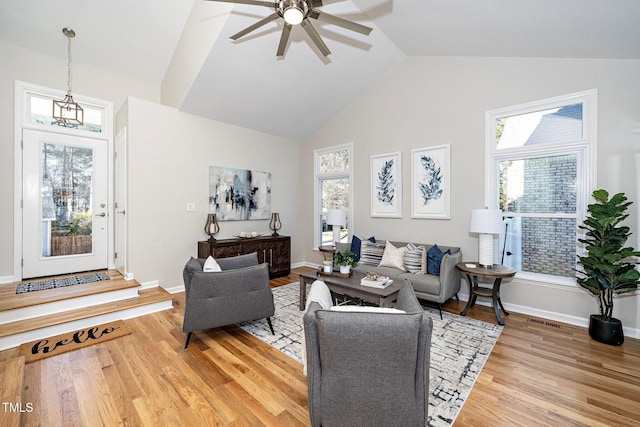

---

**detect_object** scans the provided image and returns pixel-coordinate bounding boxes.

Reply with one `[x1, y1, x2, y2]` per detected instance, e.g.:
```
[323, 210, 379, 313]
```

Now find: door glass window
[41, 143, 94, 257]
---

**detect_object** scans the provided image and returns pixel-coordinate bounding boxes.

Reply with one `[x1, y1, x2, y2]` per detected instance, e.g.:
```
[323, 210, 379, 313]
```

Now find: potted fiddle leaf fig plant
[577, 189, 640, 345]
[334, 249, 358, 274]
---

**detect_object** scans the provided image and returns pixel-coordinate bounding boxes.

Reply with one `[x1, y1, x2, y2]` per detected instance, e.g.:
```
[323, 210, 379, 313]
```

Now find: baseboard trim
[302, 261, 321, 269]
[455, 290, 640, 339]
[165, 285, 185, 294]
[0, 276, 15, 285]
[139, 280, 159, 290]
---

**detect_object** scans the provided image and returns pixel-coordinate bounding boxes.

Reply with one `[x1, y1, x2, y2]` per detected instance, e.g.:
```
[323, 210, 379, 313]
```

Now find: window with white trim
[486, 90, 597, 283]
[314, 144, 353, 247]
[28, 93, 104, 133]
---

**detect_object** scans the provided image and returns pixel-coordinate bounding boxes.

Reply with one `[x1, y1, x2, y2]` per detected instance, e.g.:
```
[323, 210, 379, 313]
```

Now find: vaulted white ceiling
[1, 0, 639, 140]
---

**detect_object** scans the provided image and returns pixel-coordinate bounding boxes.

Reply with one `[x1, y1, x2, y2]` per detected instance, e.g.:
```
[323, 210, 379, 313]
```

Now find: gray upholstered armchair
[303, 281, 433, 427]
[182, 252, 275, 349]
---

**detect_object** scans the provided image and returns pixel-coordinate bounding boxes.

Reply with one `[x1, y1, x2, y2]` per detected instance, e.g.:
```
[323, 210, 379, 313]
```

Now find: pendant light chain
[52, 27, 84, 127]
[66, 33, 73, 95]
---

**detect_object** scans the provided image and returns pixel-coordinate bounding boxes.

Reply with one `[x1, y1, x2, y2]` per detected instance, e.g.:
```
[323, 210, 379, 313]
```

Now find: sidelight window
[314, 144, 353, 247]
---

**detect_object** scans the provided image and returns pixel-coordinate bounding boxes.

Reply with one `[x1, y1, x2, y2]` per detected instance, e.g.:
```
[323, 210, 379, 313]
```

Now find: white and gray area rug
[239, 283, 503, 427]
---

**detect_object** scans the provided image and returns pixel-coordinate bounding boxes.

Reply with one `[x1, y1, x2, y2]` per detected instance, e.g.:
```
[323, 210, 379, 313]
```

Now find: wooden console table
[198, 235, 290, 278]
[456, 262, 516, 325]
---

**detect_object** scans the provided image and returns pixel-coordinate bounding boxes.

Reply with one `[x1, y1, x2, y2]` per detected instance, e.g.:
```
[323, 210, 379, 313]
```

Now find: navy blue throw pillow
[350, 235, 375, 262]
[427, 244, 451, 276]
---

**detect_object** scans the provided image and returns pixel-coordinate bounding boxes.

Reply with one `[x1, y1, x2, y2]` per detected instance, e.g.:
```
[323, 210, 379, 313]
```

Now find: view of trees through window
[42, 143, 94, 257]
[316, 146, 351, 246]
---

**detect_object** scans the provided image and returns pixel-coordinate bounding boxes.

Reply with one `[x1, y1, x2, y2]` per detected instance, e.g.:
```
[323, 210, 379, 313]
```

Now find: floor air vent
[527, 317, 562, 329]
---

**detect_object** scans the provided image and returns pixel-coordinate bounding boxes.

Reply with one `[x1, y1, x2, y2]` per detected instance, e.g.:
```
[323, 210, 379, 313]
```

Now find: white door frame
[114, 127, 131, 279]
[14, 81, 114, 282]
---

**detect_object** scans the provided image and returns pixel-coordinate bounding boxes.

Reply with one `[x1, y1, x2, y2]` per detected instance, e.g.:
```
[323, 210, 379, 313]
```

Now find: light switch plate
[186, 202, 196, 212]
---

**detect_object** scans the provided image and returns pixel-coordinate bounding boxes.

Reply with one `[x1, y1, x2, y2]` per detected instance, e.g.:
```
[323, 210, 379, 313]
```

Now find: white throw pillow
[202, 255, 221, 272]
[379, 241, 407, 270]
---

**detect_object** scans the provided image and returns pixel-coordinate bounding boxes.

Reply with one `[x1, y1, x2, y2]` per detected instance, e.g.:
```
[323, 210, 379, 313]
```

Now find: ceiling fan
[205, 0, 373, 57]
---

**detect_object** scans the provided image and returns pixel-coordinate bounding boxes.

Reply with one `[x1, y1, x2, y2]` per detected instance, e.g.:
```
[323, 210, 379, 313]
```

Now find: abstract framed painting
[370, 151, 402, 218]
[209, 166, 271, 221]
[411, 144, 451, 219]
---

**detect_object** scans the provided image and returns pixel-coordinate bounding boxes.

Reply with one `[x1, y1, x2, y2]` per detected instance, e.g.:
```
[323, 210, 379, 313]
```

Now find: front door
[22, 129, 108, 278]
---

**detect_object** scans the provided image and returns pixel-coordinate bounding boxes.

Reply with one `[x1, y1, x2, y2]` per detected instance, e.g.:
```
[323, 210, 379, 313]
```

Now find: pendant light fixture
[53, 28, 84, 127]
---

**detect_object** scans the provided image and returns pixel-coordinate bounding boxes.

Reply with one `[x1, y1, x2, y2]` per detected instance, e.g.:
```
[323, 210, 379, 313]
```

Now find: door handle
[95, 212, 107, 217]
[117, 210, 126, 214]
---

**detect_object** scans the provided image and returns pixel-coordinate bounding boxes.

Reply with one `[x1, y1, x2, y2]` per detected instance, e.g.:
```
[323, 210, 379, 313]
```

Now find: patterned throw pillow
[379, 241, 407, 270]
[350, 235, 376, 262]
[427, 245, 451, 276]
[404, 243, 426, 274]
[359, 240, 386, 266]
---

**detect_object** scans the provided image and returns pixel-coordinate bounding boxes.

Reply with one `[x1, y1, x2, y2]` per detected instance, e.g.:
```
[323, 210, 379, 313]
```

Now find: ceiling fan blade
[230, 12, 280, 40]
[300, 19, 331, 57]
[310, 10, 373, 36]
[277, 23, 292, 56]
[311, 0, 348, 5]
[204, 0, 274, 7]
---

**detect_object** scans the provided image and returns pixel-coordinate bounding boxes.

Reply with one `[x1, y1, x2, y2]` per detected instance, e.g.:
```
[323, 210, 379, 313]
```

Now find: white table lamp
[469, 209, 504, 268]
[327, 209, 346, 246]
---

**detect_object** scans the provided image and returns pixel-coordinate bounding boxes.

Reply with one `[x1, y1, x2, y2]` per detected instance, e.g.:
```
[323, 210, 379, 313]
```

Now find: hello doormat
[16, 272, 111, 294]
[18, 320, 131, 363]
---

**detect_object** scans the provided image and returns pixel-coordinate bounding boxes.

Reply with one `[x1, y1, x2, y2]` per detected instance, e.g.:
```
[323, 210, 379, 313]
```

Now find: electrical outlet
[186, 202, 196, 212]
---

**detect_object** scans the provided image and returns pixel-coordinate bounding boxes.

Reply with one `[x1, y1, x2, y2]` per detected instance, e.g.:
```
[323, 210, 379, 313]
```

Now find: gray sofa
[182, 252, 275, 349]
[304, 281, 433, 427]
[336, 240, 462, 317]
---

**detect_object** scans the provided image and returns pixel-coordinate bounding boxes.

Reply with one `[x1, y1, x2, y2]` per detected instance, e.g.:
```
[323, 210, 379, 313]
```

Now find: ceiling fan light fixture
[214, 0, 372, 59]
[282, 1, 305, 25]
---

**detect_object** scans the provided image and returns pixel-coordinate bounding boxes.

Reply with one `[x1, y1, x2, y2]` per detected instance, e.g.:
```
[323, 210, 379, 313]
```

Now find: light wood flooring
[0, 270, 172, 342]
[0, 267, 638, 426]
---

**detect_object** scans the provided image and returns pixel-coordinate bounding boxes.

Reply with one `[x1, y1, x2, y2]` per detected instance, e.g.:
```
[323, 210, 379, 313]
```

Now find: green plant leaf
[592, 189, 609, 203]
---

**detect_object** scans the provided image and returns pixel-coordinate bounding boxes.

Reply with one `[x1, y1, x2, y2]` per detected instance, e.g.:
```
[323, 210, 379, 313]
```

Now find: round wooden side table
[318, 245, 336, 261]
[456, 262, 516, 325]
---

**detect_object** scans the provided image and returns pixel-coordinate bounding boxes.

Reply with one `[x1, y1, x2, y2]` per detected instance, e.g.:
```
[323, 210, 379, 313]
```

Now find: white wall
[0, 40, 160, 280]
[161, 1, 231, 108]
[301, 56, 640, 335]
[123, 98, 302, 289]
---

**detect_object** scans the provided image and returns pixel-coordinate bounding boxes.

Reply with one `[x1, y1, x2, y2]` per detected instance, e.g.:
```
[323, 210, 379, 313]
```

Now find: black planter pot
[588, 314, 624, 346]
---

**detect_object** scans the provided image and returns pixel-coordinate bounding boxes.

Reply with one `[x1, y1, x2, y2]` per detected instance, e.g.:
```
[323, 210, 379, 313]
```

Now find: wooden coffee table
[299, 270, 402, 310]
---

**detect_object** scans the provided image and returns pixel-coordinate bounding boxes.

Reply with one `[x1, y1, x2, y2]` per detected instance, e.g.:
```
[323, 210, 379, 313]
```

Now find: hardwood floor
[1, 266, 638, 426]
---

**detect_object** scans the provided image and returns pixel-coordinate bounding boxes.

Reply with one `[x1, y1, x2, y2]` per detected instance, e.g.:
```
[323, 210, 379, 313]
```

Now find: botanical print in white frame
[411, 145, 450, 219]
[371, 151, 402, 218]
